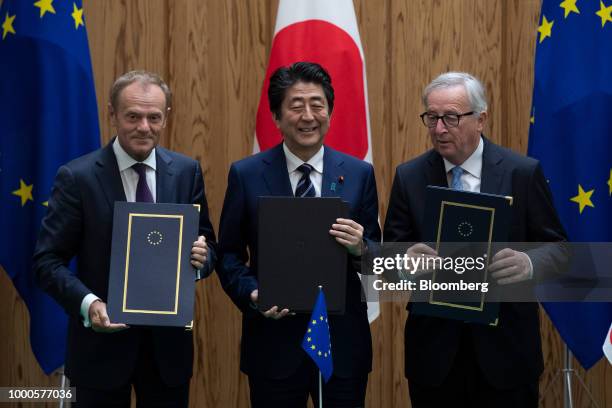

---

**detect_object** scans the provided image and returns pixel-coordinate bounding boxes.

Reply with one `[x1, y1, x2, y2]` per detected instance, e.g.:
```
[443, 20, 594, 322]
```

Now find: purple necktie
[132, 163, 154, 203]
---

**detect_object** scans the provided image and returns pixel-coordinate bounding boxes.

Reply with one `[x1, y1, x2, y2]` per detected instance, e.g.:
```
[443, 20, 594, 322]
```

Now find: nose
[301, 106, 314, 121]
[434, 117, 448, 133]
[136, 117, 151, 132]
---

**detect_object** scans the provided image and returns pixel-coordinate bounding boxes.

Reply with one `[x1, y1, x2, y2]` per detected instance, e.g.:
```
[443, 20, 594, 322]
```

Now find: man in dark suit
[217, 62, 381, 407]
[383, 72, 567, 407]
[33, 70, 216, 407]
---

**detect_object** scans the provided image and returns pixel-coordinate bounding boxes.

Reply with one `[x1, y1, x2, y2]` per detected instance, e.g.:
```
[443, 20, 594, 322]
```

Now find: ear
[272, 112, 281, 129]
[108, 102, 117, 126]
[162, 107, 171, 128]
[476, 110, 487, 133]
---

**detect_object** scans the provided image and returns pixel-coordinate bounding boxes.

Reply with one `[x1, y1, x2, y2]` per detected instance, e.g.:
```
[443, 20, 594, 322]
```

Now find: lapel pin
[338, 175, 344, 184]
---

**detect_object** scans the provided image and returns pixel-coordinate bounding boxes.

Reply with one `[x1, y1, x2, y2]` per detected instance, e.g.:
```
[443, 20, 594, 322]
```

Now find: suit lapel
[262, 144, 293, 196]
[94, 142, 126, 209]
[480, 138, 505, 194]
[426, 150, 448, 188]
[155, 148, 174, 203]
[321, 147, 344, 198]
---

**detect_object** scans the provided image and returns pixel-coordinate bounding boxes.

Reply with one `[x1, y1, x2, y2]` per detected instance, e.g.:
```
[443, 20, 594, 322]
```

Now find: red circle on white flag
[255, 20, 368, 159]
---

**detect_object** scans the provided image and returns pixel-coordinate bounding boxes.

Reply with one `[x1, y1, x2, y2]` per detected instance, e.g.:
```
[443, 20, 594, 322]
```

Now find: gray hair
[109, 70, 172, 111]
[422, 72, 488, 113]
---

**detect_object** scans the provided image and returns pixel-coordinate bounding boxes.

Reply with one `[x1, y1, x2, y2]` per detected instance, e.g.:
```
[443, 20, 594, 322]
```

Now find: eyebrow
[124, 108, 162, 115]
[289, 96, 324, 103]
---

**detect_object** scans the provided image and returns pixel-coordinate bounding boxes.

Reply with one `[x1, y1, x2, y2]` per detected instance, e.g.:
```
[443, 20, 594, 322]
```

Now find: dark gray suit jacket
[383, 137, 567, 388]
[33, 140, 217, 389]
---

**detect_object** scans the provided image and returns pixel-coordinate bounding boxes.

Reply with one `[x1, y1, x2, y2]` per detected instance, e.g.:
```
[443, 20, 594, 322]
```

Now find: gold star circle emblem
[457, 221, 473, 238]
[147, 230, 163, 246]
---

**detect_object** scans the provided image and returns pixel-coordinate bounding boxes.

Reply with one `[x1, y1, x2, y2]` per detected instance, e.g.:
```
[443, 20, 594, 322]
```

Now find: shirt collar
[283, 143, 324, 174]
[113, 137, 157, 172]
[443, 136, 483, 178]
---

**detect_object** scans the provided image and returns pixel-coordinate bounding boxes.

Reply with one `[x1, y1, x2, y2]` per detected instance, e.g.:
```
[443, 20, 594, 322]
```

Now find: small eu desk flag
[0, 0, 100, 374]
[528, 0, 612, 369]
[302, 288, 333, 383]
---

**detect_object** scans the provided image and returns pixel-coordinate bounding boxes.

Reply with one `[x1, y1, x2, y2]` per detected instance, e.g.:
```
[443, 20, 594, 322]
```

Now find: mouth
[132, 135, 153, 141]
[298, 126, 318, 133]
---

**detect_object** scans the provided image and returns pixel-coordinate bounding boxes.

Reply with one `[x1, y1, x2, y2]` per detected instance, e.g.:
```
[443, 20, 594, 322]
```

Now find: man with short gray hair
[384, 72, 566, 407]
[33, 70, 216, 407]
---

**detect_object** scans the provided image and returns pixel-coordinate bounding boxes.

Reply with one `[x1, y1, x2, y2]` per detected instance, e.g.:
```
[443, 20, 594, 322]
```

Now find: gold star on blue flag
[301, 289, 333, 382]
[529, 0, 612, 369]
[0, 0, 99, 374]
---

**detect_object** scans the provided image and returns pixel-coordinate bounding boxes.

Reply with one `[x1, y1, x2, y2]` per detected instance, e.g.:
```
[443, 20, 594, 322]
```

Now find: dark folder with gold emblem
[107, 202, 199, 327]
[411, 186, 512, 325]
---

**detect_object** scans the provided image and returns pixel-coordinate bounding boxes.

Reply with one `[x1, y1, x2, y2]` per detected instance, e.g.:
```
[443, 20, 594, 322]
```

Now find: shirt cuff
[80, 293, 101, 328]
[525, 252, 534, 279]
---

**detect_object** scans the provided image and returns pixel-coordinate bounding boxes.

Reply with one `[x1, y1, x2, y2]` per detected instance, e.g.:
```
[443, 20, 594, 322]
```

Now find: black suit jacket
[33, 141, 217, 389]
[217, 144, 381, 379]
[383, 137, 567, 388]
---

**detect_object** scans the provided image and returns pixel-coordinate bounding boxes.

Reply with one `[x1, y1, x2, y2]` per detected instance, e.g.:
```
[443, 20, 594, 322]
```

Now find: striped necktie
[295, 163, 315, 197]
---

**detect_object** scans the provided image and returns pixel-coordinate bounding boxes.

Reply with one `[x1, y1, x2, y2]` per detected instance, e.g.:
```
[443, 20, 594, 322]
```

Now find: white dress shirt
[283, 143, 324, 197]
[113, 138, 157, 202]
[443, 137, 483, 193]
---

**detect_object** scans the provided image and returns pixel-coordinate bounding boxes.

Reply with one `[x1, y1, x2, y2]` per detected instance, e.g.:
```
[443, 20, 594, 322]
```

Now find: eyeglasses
[420, 111, 474, 128]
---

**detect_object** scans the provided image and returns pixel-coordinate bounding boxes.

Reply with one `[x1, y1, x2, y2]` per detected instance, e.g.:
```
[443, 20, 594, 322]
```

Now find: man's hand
[489, 248, 532, 285]
[191, 235, 208, 270]
[89, 300, 129, 333]
[329, 218, 364, 256]
[250, 289, 291, 320]
[403, 243, 440, 277]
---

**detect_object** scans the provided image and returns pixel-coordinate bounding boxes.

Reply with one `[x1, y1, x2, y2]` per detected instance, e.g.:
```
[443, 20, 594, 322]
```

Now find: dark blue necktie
[133, 163, 154, 203]
[295, 163, 315, 197]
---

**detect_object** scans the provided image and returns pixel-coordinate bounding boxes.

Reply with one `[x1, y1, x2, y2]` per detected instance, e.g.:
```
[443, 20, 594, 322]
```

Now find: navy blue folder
[411, 186, 512, 325]
[107, 202, 199, 327]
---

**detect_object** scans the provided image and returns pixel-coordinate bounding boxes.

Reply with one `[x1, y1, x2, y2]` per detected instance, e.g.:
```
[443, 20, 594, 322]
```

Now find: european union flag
[528, 0, 612, 369]
[301, 289, 333, 383]
[0, 0, 99, 374]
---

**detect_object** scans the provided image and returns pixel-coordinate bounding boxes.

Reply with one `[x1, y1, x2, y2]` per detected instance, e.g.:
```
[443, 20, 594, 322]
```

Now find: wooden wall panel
[501, 0, 540, 154]
[86, 0, 169, 144]
[353, 1, 394, 405]
[2, 1, 612, 407]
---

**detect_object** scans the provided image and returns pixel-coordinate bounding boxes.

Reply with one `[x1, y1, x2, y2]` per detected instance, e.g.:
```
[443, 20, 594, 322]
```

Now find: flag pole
[319, 369, 323, 408]
[59, 368, 66, 408]
[538, 344, 600, 408]
[318, 284, 323, 408]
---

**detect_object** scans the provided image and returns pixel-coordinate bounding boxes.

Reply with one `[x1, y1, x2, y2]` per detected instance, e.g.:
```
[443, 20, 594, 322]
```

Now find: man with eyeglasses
[383, 72, 566, 407]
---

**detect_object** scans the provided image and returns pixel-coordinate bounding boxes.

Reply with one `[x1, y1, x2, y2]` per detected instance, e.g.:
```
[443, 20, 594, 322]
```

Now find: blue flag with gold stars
[0, 0, 99, 374]
[301, 289, 333, 383]
[529, 0, 612, 369]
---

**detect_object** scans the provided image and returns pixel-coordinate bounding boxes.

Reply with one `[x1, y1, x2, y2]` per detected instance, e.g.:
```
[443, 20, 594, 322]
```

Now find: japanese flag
[604, 322, 612, 363]
[254, 0, 379, 322]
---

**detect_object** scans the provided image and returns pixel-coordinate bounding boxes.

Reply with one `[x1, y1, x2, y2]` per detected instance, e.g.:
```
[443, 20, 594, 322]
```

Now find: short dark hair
[268, 62, 334, 120]
[110, 70, 172, 111]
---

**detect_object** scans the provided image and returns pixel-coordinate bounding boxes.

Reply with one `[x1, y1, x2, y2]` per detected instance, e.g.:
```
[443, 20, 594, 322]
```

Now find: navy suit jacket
[33, 140, 217, 389]
[383, 137, 567, 388]
[217, 143, 381, 379]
